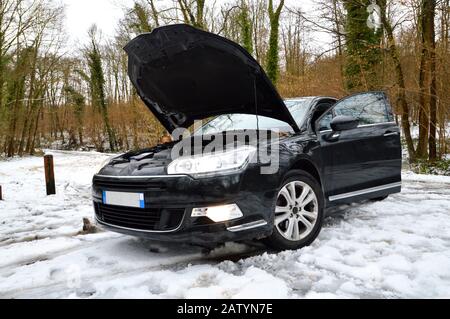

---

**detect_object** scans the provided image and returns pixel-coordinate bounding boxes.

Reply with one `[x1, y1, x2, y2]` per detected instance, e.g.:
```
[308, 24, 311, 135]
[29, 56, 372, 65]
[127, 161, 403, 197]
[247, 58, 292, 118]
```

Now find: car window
[196, 98, 314, 135]
[318, 112, 334, 131]
[284, 98, 315, 127]
[196, 114, 294, 135]
[317, 92, 389, 132]
[334, 92, 389, 125]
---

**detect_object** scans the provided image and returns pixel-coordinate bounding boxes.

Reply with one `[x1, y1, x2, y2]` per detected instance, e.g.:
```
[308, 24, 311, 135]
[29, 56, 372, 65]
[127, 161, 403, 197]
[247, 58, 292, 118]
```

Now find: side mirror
[330, 116, 359, 131]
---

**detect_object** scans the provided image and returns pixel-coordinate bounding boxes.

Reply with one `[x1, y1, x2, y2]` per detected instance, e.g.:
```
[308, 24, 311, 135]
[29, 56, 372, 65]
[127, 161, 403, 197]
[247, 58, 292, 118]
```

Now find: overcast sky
[63, 0, 133, 44]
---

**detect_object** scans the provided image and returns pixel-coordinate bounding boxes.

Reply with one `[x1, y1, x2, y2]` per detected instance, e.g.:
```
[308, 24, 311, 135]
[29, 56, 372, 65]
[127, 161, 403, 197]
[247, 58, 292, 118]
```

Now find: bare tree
[416, 0, 437, 161]
[85, 25, 116, 151]
[266, 0, 285, 84]
[177, 0, 206, 29]
[379, 0, 416, 161]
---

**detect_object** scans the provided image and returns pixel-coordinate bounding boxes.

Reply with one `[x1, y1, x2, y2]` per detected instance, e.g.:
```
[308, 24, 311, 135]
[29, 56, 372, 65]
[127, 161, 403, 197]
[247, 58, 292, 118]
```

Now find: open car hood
[124, 24, 300, 133]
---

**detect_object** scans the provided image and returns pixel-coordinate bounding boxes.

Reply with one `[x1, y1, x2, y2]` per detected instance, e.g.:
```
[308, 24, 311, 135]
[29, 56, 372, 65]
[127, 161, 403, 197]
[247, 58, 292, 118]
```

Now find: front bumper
[92, 172, 277, 246]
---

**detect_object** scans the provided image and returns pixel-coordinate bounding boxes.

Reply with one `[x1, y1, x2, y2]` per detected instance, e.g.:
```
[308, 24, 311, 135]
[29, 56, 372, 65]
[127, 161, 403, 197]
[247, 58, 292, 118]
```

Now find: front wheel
[264, 170, 325, 251]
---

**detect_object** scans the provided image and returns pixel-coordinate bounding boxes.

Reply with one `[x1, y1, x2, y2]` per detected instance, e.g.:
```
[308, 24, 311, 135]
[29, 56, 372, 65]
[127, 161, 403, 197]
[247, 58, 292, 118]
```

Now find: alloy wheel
[275, 181, 319, 242]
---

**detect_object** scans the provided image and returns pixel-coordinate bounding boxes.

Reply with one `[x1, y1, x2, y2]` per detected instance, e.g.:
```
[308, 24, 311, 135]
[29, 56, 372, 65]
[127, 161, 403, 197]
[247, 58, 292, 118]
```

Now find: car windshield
[196, 98, 314, 135]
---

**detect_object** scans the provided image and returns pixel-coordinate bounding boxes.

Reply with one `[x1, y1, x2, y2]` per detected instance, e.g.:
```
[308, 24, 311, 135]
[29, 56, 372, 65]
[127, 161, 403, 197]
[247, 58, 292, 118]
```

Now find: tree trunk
[29, 105, 43, 155]
[379, 0, 416, 161]
[417, 0, 437, 160]
[149, 0, 160, 27]
[132, 92, 139, 149]
[239, 0, 253, 55]
[196, 0, 206, 29]
[332, 0, 345, 89]
[428, 1, 438, 161]
[417, 43, 430, 159]
[177, 0, 206, 29]
[266, 0, 285, 85]
[18, 48, 38, 156]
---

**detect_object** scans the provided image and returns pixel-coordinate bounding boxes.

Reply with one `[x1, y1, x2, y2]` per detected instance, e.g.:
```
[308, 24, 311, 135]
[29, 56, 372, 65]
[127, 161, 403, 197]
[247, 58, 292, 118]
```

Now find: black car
[92, 24, 402, 250]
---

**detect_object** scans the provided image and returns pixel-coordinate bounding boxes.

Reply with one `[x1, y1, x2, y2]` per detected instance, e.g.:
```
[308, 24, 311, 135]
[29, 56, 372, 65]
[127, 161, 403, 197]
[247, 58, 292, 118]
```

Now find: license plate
[102, 191, 145, 208]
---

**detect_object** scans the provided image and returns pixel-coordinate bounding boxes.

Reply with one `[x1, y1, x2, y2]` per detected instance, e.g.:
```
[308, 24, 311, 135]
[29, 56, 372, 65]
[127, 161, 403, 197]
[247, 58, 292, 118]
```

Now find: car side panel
[315, 92, 402, 206]
[320, 122, 401, 198]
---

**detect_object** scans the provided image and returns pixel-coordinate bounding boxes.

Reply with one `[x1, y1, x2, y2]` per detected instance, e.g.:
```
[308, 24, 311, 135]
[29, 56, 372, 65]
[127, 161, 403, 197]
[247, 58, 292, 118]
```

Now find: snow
[408, 124, 450, 139]
[1, 151, 450, 299]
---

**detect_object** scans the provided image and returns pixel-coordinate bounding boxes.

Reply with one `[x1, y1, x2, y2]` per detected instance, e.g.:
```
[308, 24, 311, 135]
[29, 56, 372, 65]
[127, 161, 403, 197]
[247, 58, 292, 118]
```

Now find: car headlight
[167, 146, 256, 176]
[95, 155, 117, 174]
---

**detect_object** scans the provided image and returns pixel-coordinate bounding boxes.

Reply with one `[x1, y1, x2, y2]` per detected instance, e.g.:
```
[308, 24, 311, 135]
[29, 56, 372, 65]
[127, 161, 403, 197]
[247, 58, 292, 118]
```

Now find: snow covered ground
[0, 151, 449, 299]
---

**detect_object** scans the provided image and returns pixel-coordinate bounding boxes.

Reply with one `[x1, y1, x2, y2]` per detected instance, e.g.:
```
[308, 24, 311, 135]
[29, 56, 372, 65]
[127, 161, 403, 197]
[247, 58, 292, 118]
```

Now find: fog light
[192, 204, 243, 222]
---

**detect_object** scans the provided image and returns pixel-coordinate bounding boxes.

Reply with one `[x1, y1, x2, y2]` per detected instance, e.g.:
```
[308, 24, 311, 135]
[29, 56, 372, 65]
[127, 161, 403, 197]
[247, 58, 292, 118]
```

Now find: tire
[264, 170, 325, 251]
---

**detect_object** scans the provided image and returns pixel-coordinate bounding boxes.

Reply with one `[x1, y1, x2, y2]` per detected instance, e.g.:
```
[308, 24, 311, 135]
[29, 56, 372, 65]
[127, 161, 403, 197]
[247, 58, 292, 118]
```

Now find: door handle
[331, 132, 341, 139]
[323, 132, 340, 142]
[384, 131, 399, 137]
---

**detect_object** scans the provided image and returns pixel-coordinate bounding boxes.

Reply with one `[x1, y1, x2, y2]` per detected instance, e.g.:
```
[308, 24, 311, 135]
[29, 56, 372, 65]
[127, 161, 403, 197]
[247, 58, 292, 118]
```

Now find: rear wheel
[264, 170, 324, 251]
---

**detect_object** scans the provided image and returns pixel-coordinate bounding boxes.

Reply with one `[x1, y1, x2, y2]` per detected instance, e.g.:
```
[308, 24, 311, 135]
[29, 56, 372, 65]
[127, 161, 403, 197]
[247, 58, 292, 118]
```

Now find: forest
[0, 0, 449, 171]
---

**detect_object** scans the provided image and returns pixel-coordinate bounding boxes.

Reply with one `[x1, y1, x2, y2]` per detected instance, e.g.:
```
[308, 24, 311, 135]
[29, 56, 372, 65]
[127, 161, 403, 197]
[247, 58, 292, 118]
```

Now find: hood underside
[124, 24, 300, 133]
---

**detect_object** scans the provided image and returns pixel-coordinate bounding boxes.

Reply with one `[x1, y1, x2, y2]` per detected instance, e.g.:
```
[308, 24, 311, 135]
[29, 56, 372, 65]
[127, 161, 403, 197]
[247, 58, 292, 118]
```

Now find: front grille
[93, 179, 167, 191]
[95, 203, 184, 231]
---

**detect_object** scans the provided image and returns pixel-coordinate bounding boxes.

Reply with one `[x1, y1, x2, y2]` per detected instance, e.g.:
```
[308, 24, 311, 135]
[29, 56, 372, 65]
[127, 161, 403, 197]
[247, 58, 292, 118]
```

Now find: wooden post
[0, 185, 2, 200]
[44, 154, 56, 195]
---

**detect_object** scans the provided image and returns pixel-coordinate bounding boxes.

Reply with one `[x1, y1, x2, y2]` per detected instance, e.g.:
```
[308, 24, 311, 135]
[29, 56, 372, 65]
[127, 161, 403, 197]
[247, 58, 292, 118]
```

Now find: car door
[316, 92, 402, 204]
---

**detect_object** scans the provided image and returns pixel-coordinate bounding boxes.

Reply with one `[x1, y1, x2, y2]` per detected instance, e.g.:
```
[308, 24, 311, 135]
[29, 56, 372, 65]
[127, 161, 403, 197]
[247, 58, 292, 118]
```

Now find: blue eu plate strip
[139, 194, 145, 209]
[102, 191, 106, 204]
